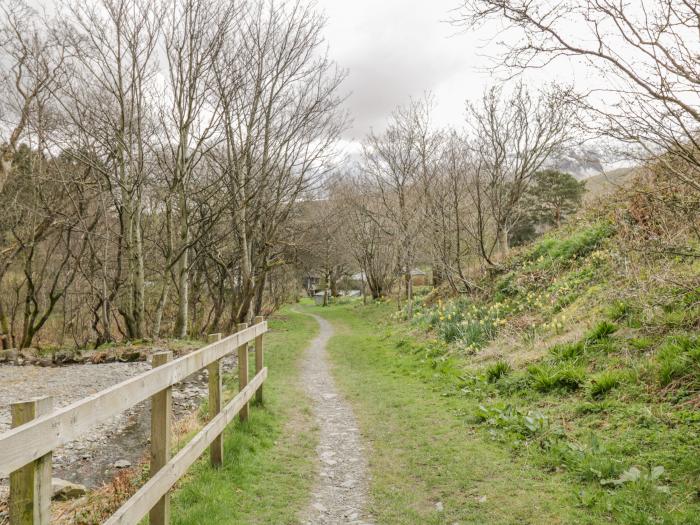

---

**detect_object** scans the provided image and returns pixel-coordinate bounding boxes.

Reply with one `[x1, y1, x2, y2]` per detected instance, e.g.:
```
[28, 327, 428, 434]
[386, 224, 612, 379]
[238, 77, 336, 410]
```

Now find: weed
[549, 341, 585, 361]
[585, 321, 617, 344]
[589, 370, 625, 399]
[628, 337, 653, 351]
[528, 363, 586, 392]
[486, 360, 511, 382]
[656, 335, 700, 387]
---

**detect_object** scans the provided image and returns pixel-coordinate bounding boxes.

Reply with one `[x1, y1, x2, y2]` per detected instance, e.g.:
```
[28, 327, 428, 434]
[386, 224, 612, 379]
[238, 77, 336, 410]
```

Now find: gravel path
[300, 312, 373, 525]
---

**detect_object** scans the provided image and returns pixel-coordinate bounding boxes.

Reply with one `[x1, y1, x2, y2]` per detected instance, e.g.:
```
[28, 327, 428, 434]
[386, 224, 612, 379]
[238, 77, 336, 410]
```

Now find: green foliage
[589, 370, 625, 398]
[510, 169, 587, 246]
[549, 341, 585, 361]
[656, 335, 700, 387]
[485, 360, 511, 382]
[474, 403, 551, 439]
[525, 222, 614, 268]
[528, 362, 586, 392]
[585, 321, 617, 344]
[606, 300, 633, 322]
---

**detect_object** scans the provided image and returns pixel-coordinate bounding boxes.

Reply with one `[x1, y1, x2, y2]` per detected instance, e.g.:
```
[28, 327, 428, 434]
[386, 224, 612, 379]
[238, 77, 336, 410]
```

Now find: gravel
[0, 352, 239, 495]
[299, 313, 373, 525]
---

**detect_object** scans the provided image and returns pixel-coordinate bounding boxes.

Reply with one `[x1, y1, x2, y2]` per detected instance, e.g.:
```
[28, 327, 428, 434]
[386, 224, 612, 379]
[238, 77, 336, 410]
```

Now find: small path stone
[299, 311, 373, 525]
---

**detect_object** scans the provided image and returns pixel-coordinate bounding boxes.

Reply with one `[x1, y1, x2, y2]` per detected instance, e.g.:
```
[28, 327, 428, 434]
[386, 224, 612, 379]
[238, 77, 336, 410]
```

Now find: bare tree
[363, 95, 437, 317]
[334, 173, 398, 300]
[155, 0, 237, 338]
[465, 83, 575, 264]
[456, 0, 700, 192]
[213, 0, 346, 324]
[55, 0, 162, 339]
[421, 131, 477, 292]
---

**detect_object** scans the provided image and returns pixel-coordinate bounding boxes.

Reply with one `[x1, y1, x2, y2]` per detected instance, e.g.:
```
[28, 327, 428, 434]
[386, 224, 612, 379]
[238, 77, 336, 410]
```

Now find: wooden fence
[0, 316, 268, 525]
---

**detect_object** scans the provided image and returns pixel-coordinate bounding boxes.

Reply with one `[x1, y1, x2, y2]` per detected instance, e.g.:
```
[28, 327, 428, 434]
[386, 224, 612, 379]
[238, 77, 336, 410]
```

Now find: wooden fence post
[237, 323, 249, 422]
[9, 396, 53, 525]
[254, 316, 265, 404]
[150, 351, 172, 525]
[207, 333, 223, 467]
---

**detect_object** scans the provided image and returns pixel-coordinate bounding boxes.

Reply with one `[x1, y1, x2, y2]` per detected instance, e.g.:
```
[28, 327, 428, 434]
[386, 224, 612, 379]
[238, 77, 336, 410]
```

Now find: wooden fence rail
[0, 317, 268, 525]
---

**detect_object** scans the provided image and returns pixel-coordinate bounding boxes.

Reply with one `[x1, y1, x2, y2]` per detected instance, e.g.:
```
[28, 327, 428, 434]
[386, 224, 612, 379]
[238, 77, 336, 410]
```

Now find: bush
[529, 363, 586, 392]
[486, 360, 511, 383]
[526, 222, 614, 267]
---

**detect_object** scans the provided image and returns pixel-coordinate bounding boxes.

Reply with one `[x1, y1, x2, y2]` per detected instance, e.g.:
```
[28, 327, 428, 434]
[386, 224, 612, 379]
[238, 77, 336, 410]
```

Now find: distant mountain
[549, 148, 606, 180]
[583, 167, 639, 201]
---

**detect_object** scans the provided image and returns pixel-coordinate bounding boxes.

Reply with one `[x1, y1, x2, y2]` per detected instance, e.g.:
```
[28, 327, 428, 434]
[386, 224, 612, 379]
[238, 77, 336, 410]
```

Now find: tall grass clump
[528, 363, 586, 393]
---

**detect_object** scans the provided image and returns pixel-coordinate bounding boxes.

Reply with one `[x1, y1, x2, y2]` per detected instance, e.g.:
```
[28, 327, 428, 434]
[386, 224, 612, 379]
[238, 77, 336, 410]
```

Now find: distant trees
[362, 95, 439, 317]
[0, 0, 345, 348]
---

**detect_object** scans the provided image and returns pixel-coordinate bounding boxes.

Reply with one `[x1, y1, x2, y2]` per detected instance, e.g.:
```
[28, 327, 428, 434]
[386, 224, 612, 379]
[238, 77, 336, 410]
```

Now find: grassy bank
[306, 301, 593, 525]
[170, 307, 318, 525]
[403, 222, 700, 525]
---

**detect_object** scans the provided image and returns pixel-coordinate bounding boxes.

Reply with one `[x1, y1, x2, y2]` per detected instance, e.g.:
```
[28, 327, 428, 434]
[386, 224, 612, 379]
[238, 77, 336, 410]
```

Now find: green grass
[308, 301, 593, 525]
[170, 307, 319, 525]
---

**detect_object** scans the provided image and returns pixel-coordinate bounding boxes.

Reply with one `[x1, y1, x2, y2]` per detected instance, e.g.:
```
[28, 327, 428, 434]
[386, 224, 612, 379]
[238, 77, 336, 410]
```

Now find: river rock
[51, 478, 87, 500]
[113, 459, 131, 469]
[0, 349, 17, 362]
[119, 351, 143, 362]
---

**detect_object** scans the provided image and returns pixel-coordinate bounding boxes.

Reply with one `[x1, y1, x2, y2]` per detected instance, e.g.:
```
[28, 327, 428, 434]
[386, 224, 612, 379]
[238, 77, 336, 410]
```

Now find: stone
[54, 351, 82, 365]
[119, 351, 142, 362]
[113, 459, 131, 469]
[90, 352, 107, 364]
[0, 349, 18, 362]
[312, 502, 327, 513]
[435, 501, 444, 512]
[51, 478, 87, 501]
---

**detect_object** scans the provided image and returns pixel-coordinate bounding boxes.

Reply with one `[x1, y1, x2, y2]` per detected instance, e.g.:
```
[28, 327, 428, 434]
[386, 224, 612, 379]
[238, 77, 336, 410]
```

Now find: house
[303, 274, 321, 296]
[410, 268, 428, 286]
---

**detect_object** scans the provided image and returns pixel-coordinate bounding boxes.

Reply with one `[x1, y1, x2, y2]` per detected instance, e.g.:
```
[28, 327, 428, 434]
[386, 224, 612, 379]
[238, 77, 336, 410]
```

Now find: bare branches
[455, 0, 700, 191]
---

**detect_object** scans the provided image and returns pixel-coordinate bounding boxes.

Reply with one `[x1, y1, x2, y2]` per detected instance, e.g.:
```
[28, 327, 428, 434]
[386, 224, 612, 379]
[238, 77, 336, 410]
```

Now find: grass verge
[170, 307, 319, 525]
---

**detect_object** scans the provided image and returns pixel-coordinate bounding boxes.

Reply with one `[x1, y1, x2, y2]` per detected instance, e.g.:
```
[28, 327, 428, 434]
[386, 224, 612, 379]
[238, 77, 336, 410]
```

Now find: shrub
[486, 360, 512, 382]
[589, 370, 625, 399]
[529, 363, 586, 392]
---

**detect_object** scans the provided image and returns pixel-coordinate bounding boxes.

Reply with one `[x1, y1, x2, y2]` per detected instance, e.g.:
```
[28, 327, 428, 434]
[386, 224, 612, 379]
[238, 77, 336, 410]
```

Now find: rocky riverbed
[0, 351, 238, 504]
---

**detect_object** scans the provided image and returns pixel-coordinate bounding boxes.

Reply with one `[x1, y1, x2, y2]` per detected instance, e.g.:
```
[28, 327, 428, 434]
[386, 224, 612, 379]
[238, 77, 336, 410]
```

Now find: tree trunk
[497, 226, 509, 258]
[175, 193, 189, 339]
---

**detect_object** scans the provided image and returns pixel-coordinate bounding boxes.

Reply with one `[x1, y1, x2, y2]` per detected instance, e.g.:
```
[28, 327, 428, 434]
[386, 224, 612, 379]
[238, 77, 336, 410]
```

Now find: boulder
[53, 351, 83, 365]
[51, 478, 87, 501]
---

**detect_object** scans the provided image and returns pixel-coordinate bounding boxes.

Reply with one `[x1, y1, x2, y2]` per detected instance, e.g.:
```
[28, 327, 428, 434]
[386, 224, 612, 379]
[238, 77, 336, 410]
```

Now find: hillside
[397, 181, 700, 523]
[584, 166, 639, 201]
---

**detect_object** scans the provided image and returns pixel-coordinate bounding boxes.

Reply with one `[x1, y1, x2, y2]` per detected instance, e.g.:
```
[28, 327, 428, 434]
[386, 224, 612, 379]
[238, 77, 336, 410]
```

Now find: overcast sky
[320, 0, 487, 142]
[318, 0, 600, 154]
